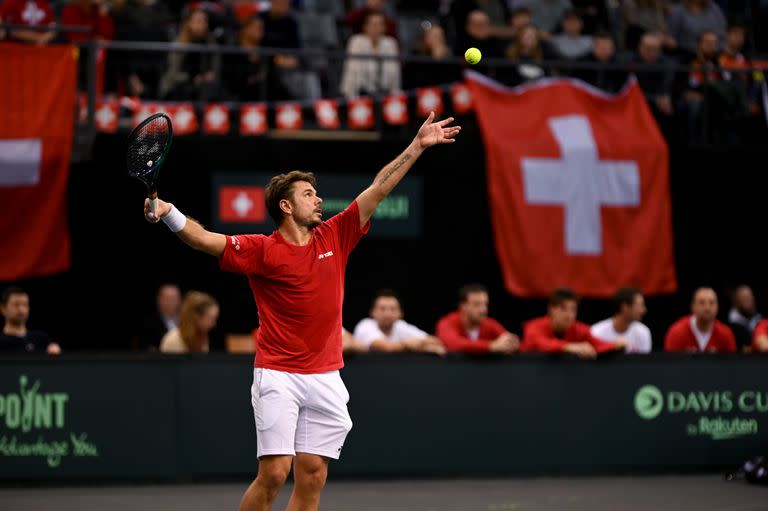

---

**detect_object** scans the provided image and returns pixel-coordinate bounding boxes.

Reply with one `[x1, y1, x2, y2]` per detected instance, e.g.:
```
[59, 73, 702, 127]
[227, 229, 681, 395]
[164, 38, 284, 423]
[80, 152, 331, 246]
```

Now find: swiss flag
[132, 102, 160, 129]
[166, 103, 198, 135]
[313, 99, 340, 129]
[451, 83, 473, 114]
[219, 186, 266, 223]
[240, 104, 267, 136]
[94, 100, 119, 133]
[466, 71, 677, 297]
[203, 104, 230, 135]
[0, 45, 76, 280]
[347, 97, 374, 129]
[417, 87, 443, 117]
[382, 93, 408, 125]
[275, 103, 303, 130]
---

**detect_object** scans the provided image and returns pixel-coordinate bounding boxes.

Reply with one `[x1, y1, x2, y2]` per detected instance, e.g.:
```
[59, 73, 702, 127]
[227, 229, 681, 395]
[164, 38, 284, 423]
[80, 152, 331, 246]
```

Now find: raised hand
[415, 112, 461, 150]
[144, 198, 171, 223]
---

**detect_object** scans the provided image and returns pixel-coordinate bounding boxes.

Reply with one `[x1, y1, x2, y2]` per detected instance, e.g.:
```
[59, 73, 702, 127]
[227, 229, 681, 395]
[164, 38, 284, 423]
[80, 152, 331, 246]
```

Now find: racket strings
[127, 117, 170, 178]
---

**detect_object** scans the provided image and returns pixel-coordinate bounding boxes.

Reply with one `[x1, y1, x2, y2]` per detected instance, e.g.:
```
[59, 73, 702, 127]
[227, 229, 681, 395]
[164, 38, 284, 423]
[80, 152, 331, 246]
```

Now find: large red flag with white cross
[466, 71, 677, 297]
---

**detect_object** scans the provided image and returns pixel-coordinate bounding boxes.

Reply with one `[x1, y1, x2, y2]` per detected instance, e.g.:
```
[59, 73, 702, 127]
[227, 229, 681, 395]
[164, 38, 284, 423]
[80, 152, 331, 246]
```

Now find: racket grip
[148, 196, 158, 216]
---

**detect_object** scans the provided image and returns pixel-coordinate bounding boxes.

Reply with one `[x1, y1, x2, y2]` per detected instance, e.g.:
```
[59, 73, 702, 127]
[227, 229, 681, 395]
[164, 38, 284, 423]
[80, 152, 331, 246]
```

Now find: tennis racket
[126, 113, 173, 216]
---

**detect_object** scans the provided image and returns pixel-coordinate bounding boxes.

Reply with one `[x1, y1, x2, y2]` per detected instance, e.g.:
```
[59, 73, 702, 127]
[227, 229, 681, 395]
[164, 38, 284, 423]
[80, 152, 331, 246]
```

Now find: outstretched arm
[355, 112, 460, 228]
[144, 198, 227, 257]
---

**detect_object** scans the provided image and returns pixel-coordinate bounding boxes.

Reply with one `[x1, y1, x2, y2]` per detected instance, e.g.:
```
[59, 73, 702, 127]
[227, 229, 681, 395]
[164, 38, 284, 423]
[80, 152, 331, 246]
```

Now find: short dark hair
[1, 286, 27, 305]
[594, 30, 614, 41]
[562, 8, 581, 21]
[264, 170, 317, 225]
[371, 289, 401, 309]
[548, 288, 578, 307]
[613, 287, 642, 314]
[512, 7, 531, 17]
[458, 283, 487, 303]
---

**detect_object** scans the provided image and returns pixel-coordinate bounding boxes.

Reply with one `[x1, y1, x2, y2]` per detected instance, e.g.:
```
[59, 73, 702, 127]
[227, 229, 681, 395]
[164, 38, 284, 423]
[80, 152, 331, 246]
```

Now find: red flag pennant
[382, 93, 408, 125]
[313, 99, 340, 129]
[240, 104, 267, 136]
[203, 104, 230, 135]
[219, 186, 266, 223]
[94, 100, 119, 133]
[166, 103, 198, 135]
[451, 83, 473, 114]
[275, 103, 303, 130]
[417, 87, 443, 117]
[347, 97, 374, 130]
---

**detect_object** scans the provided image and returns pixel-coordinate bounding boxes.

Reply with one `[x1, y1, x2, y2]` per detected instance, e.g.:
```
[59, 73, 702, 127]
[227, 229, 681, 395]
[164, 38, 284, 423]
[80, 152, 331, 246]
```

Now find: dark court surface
[1, 475, 766, 511]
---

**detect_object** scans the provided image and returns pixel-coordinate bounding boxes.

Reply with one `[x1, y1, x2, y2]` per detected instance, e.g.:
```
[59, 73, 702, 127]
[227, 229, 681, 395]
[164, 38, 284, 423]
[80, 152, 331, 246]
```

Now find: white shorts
[251, 368, 352, 460]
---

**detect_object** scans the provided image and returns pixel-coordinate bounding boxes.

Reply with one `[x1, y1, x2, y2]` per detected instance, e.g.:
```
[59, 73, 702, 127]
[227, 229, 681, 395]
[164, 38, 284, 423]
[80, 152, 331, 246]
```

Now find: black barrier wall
[1, 355, 767, 480]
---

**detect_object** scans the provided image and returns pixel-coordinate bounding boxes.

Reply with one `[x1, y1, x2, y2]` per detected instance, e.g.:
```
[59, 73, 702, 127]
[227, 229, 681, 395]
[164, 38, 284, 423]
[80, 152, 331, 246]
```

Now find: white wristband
[161, 204, 187, 233]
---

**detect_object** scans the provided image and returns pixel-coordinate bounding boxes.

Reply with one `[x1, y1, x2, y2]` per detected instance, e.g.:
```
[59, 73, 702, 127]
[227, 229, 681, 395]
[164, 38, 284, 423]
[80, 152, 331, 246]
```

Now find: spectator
[551, 9, 592, 59]
[667, 0, 726, 59]
[435, 284, 519, 355]
[353, 290, 446, 355]
[223, 16, 267, 101]
[404, 22, 460, 89]
[574, 31, 625, 92]
[509, 0, 572, 36]
[664, 287, 737, 353]
[455, 9, 503, 58]
[631, 31, 674, 116]
[520, 288, 626, 359]
[0, 0, 56, 45]
[621, 0, 668, 51]
[344, 0, 398, 40]
[0, 287, 61, 355]
[570, 0, 610, 36]
[504, 24, 548, 85]
[340, 11, 400, 99]
[719, 22, 760, 116]
[342, 327, 368, 354]
[60, 0, 115, 43]
[508, 7, 532, 39]
[591, 287, 652, 353]
[727, 284, 762, 350]
[158, 8, 221, 100]
[449, 0, 512, 40]
[160, 291, 219, 354]
[751, 320, 768, 352]
[681, 29, 724, 142]
[135, 283, 181, 351]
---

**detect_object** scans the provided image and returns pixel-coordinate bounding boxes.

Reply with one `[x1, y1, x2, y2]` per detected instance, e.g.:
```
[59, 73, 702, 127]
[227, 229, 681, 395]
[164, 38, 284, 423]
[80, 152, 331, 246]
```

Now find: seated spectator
[727, 284, 762, 350]
[353, 290, 445, 355]
[570, 0, 610, 36]
[135, 283, 181, 351]
[60, 0, 115, 43]
[503, 24, 549, 85]
[344, 0, 398, 40]
[551, 9, 592, 59]
[158, 7, 221, 100]
[449, 0, 512, 40]
[591, 287, 652, 353]
[403, 22, 461, 89]
[631, 31, 674, 116]
[667, 0, 726, 60]
[574, 31, 625, 92]
[508, 7, 532, 40]
[621, 0, 668, 51]
[664, 287, 737, 353]
[0, 287, 61, 355]
[719, 22, 760, 116]
[435, 284, 519, 355]
[340, 11, 400, 99]
[455, 9, 503, 58]
[0, 0, 56, 45]
[509, 0, 572, 36]
[160, 291, 219, 354]
[342, 327, 368, 354]
[520, 288, 626, 359]
[751, 320, 768, 353]
[223, 16, 268, 101]
[185, 0, 238, 44]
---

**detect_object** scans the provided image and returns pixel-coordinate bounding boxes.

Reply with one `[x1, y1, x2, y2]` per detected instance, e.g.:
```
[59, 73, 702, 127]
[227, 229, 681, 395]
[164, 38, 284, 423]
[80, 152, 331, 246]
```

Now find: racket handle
[148, 191, 158, 216]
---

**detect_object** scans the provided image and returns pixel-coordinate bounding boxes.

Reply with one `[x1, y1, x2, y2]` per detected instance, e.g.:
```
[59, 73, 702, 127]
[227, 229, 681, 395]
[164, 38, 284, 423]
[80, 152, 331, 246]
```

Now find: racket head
[126, 112, 173, 191]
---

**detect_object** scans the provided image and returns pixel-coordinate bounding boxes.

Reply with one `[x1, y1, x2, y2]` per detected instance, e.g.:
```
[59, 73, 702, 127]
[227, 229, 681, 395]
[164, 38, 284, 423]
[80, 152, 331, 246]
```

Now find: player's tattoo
[379, 154, 411, 186]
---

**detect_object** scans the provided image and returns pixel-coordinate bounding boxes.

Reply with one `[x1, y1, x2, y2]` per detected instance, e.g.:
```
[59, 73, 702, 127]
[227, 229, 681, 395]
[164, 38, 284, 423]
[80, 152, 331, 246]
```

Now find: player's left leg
[285, 453, 328, 511]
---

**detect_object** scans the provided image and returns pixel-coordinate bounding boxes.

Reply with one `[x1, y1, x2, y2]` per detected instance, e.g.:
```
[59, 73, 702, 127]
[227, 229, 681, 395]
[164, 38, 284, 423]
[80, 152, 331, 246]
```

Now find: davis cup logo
[634, 385, 664, 420]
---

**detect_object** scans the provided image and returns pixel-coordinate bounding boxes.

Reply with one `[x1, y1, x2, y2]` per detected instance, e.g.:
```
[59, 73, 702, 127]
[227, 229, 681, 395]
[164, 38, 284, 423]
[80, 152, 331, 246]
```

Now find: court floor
[1, 475, 765, 511]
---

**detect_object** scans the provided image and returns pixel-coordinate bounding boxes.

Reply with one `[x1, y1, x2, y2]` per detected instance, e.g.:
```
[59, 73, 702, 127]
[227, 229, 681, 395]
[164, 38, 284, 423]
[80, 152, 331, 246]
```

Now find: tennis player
[143, 112, 460, 511]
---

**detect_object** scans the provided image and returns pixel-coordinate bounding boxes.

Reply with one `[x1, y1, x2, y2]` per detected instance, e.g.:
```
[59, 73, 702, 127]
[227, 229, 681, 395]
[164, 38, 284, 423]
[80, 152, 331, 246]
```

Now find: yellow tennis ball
[465, 47, 482, 65]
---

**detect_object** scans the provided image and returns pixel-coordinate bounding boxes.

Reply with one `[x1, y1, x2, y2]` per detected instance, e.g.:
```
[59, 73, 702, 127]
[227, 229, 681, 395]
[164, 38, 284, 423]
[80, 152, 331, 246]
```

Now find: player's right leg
[239, 455, 293, 511]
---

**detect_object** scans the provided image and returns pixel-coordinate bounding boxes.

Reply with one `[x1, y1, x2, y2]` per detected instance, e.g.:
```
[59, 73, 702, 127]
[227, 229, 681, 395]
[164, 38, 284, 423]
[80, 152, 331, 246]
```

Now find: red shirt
[435, 311, 507, 353]
[219, 201, 369, 373]
[751, 319, 768, 352]
[663, 316, 736, 353]
[60, 4, 114, 42]
[0, 0, 55, 27]
[520, 316, 616, 354]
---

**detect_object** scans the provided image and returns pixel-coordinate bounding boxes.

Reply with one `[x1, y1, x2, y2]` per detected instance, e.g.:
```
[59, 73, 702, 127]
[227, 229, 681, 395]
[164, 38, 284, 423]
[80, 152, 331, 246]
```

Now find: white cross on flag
[203, 104, 230, 135]
[417, 87, 443, 117]
[313, 99, 340, 129]
[239, 104, 267, 136]
[94, 100, 118, 133]
[450, 83, 473, 114]
[466, 72, 677, 297]
[347, 97, 373, 130]
[382, 93, 408, 125]
[166, 103, 198, 135]
[275, 103, 303, 130]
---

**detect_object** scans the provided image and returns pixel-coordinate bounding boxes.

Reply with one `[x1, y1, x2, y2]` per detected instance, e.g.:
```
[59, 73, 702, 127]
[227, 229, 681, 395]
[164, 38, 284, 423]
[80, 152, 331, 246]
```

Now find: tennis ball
[465, 47, 482, 65]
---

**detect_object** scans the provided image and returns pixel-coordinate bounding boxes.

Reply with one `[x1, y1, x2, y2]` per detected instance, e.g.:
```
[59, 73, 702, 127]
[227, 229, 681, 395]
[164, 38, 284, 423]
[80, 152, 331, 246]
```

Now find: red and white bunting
[94, 100, 118, 133]
[382, 93, 408, 125]
[313, 99, 340, 129]
[240, 104, 267, 136]
[166, 103, 198, 135]
[203, 104, 230, 135]
[275, 102, 303, 130]
[451, 83, 473, 114]
[347, 97, 374, 130]
[131, 102, 159, 129]
[417, 87, 443, 117]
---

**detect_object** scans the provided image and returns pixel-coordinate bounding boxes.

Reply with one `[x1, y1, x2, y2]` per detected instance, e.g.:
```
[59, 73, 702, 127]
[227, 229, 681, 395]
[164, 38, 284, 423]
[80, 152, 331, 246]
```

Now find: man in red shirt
[520, 288, 626, 359]
[0, 0, 56, 45]
[143, 112, 460, 511]
[751, 320, 768, 353]
[664, 287, 737, 353]
[435, 283, 518, 354]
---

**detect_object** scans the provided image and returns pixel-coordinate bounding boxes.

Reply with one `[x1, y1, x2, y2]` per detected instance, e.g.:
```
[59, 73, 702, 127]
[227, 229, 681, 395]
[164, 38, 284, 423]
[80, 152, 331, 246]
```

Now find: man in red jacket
[521, 288, 626, 359]
[435, 283, 518, 354]
[664, 287, 737, 353]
